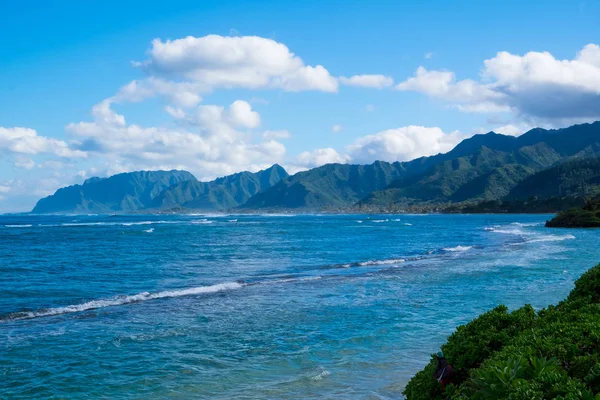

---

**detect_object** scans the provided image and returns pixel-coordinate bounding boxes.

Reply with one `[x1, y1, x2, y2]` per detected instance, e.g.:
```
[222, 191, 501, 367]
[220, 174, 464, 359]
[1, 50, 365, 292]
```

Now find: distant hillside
[546, 198, 600, 228]
[32, 170, 196, 214]
[241, 161, 407, 209]
[362, 143, 561, 206]
[152, 164, 289, 210]
[240, 122, 600, 210]
[31, 121, 600, 213]
[506, 157, 600, 200]
[359, 122, 600, 209]
[32, 165, 289, 214]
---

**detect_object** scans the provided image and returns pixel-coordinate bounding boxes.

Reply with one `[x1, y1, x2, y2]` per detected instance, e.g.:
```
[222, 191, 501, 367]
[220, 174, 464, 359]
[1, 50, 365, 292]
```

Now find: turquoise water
[1, 214, 598, 399]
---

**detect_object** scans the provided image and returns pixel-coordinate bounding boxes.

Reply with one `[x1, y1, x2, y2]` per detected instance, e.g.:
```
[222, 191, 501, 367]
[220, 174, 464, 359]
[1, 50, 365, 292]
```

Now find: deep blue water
[1, 213, 598, 399]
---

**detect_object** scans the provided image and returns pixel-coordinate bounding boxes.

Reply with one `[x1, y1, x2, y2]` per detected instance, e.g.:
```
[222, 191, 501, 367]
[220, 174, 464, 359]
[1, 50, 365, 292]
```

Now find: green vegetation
[32, 170, 196, 213]
[32, 121, 600, 213]
[249, 122, 600, 210]
[32, 165, 288, 213]
[152, 164, 288, 210]
[240, 161, 408, 209]
[404, 263, 600, 399]
[546, 199, 600, 228]
[507, 157, 600, 201]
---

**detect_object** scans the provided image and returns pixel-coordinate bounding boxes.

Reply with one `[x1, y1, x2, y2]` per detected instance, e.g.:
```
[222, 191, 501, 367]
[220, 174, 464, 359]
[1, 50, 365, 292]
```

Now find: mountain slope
[241, 161, 407, 209]
[360, 123, 600, 208]
[506, 156, 600, 200]
[32, 170, 196, 214]
[152, 164, 289, 210]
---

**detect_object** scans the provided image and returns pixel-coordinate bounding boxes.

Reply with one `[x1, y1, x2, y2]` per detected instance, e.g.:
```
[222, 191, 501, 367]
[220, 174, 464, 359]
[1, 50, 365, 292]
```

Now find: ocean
[1, 213, 598, 399]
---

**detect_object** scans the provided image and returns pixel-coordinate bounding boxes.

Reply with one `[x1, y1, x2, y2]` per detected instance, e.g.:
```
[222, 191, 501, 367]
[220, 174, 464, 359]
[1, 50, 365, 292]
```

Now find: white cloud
[114, 78, 204, 107]
[14, 155, 35, 170]
[339, 74, 393, 89]
[493, 123, 534, 137]
[66, 99, 285, 181]
[396, 67, 507, 112]
[228, 100, 261, 128]
[346, 126, 468, 163]
[138, 35, 339, 93]
[0, 126, 86, 158]
[332, 124, 343, 133]
[424, 52, 433, 59]
[397, 44, 600, 123]
[263, 130, 291, 140]
[0, 185, 10, 194]
[296, 148, 350, 168]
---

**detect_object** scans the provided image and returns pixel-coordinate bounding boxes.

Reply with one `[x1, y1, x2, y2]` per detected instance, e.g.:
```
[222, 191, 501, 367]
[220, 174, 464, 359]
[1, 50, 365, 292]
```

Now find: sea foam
[443, 245, 472, 252]
[358, 258, 405, 266]
[1, 282, 243, 322]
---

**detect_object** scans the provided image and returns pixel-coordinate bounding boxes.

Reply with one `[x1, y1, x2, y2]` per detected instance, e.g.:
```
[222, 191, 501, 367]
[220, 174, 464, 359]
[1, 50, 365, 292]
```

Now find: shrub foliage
[404, 263, 600, 399]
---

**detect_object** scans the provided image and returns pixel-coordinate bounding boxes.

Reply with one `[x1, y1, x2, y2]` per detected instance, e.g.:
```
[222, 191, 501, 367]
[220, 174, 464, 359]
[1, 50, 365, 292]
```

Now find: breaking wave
[1, 282, 243, 322]
[443, 245, 472, 252]
[358, 258, 405, 266]
[192, 219, 213, 225]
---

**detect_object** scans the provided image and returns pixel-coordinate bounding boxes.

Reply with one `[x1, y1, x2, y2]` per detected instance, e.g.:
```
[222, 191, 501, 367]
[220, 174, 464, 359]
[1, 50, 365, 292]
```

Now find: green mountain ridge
[32, 170, 196, 214]
[240, 161, 408, 209]
[152, 164, 289, 211]
[32, 165, 288, 214]
[32, 121, 600, 213]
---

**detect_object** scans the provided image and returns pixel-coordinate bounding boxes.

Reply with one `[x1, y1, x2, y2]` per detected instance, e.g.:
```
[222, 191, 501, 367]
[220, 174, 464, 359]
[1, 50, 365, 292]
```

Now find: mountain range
[32, 121, 600, 214]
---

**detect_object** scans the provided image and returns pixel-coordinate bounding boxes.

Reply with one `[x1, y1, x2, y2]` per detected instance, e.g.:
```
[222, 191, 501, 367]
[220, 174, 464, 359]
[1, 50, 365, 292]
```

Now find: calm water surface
[1, 214, 598, 399]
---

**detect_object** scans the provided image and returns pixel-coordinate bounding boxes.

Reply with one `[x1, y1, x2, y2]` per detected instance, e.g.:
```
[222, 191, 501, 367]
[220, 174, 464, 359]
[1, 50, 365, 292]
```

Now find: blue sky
[1, 0, 600, 212]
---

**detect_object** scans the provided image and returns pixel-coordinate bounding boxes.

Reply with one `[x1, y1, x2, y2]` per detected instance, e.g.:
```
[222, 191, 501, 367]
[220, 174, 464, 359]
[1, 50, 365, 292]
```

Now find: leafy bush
[404, 263, 600, 399]
[546, 198, 600, 228]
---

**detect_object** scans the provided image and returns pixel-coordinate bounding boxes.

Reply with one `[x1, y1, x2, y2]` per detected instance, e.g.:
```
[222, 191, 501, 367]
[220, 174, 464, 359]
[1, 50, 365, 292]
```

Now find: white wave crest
[3, 282, 243, 322]
[488, 227, 526, 235]
[309, 370, 331, 381]
[359, 258, 405, 266]
[511, 222, 541, 227]
[5, 224, 32, 228]
[525, 234, 575, 243]
[443, 245, 472, 252]
[192, 219, 213, 224]
[144, 228, 154, 233]
[372, 219, 389, 223]
[57, 221, 179, 227]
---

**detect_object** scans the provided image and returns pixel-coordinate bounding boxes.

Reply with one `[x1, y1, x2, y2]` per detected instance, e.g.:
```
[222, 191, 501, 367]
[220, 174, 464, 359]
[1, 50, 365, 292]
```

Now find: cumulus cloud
[228, 100, 261, 128]
[14, 155, 35, 170]
[396, 67, 508, 112]
[332, 124, 343, 133]
[137, 35, 339, 93]
[263, 130, 291, 140]
[296, 148, 350, 168]
[115, 78, 204, 108]
[66, 99, 285, 181]
[0, 127, 86, 158]
[339, 74, 393, 89]
[346, 126, 468, 163]
[397, 44, 600, 123]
